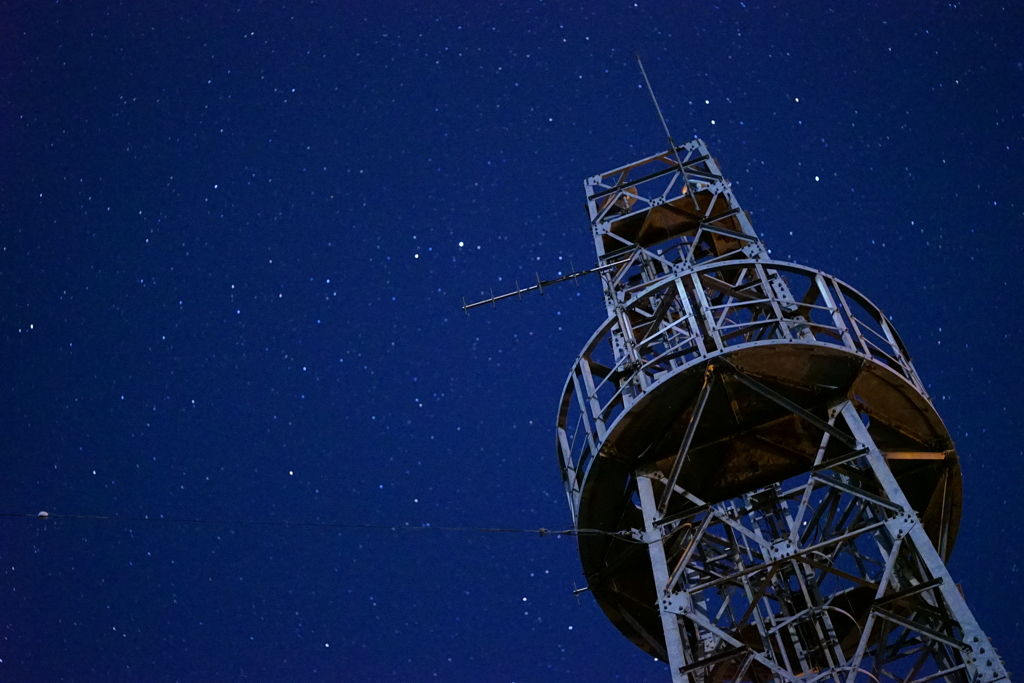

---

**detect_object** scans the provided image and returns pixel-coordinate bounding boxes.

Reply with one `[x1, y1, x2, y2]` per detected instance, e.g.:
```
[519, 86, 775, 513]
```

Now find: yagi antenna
[460, 258, 630, 314]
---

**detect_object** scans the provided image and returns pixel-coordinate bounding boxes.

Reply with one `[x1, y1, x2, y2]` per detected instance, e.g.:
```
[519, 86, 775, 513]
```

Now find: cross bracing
[559, 140, 1008, 683]
[634, 390, 1005, 683]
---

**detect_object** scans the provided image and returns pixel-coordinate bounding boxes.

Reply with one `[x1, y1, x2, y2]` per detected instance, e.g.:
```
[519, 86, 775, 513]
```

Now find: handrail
[555, 259, 925, 504]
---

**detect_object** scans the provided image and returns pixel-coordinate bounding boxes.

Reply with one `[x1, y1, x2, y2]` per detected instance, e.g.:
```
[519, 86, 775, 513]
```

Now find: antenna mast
[635, 53, 686, 171]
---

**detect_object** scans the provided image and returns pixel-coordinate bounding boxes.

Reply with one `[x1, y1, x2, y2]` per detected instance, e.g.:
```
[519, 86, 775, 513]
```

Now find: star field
[1, 1, 1022, 680]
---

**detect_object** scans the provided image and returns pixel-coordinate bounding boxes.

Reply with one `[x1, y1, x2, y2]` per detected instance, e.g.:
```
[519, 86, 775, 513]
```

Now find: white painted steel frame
[631, 395, 1006, 683]
[560, 140, 1008, 683]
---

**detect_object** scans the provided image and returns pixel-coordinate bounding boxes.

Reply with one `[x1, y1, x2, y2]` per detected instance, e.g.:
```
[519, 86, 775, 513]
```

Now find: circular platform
[572, 343, 961, 659]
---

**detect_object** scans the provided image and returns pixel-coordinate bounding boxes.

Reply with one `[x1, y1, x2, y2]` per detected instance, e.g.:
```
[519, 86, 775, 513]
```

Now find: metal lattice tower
[555, 140, 1009, 683]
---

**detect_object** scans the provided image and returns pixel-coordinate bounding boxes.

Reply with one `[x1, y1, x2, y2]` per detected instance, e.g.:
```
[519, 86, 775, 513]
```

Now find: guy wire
[0, 511, 649, 544]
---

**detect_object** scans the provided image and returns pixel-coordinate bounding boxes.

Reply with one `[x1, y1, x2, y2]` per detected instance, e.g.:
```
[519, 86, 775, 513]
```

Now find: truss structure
[584, 139, 768, 315]
[556, 140, 1009, 683]
[636, 377, 1006, 683]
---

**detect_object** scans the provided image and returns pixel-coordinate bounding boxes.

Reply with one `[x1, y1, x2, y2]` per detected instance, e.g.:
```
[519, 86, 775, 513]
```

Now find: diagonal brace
[659, 364, 715, 514]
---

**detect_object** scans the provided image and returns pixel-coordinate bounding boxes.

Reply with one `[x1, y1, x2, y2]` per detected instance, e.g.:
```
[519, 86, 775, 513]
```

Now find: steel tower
[555, 140, 1009, 682]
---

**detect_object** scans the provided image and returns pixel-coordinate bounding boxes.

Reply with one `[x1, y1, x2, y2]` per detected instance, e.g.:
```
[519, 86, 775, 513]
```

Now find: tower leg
[837, 402, 1008, 683]
[637, 471, 690, 683]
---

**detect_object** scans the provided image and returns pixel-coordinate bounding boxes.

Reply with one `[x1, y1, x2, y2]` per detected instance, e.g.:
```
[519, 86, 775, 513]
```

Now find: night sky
[2, 2, 1022, 681]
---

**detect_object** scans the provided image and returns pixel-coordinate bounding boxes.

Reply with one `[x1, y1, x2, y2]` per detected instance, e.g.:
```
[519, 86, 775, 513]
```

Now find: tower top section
[585, 139, 768, 315]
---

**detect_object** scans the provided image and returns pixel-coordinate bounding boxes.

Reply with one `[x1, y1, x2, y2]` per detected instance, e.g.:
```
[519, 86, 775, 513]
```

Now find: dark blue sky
[2, 1, 1022, 680]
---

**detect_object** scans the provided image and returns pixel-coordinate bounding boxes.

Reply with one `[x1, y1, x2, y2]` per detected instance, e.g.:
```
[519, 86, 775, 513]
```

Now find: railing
[556, 259, 923, 519]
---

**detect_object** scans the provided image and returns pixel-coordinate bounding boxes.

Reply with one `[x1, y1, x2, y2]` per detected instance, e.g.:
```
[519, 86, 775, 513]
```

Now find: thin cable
[0, 512, 649, 544]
